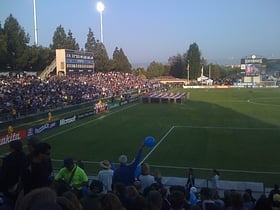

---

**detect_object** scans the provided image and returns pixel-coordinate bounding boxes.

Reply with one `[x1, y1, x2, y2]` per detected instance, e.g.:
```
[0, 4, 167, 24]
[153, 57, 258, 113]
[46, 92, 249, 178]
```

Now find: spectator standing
[245, 189, 256, 205]
[138, 163, 156, 193]
[0, 140, 26, 207]
[24, 136, 53, 180]
[186, 168, 195, 191]
[154, 169, 163, 186]
[112, 143, 145, 186]
[211, 169, 220, 190]
[97, 160, 114, 193]
[54, 157, 89, 199]
[21, 142, 52, 195]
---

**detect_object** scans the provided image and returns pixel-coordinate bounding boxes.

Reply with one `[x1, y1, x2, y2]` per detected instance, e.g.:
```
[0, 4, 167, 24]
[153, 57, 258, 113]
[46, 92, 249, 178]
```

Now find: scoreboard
[56, 49, 94, 75]
[240, 55, 266, 76]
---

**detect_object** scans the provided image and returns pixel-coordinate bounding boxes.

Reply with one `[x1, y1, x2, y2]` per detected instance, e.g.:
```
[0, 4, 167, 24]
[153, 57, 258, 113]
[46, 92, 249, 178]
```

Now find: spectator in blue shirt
[112, 143, 145, 186]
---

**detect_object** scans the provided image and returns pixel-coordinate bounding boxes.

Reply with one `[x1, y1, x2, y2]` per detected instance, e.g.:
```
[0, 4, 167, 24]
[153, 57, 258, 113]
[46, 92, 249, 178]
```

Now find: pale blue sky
[1, 0, 280, 66]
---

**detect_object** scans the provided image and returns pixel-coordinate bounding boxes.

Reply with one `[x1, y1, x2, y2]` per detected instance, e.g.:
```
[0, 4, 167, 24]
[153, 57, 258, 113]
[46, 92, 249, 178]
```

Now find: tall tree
[50, 25, 67, 50]
[25, 45, 52, 72]
[0, 22, 8, 70]
[146, 61, 166, 78]
[65, 30, 79, 50]
[94, 41, 109, 72]
[84, 28, 96, 52]
[3, 14, 30, 71]
[168, 54, 185, 78]
[186, 43, 201, 80]
[112, 47, 132, 73]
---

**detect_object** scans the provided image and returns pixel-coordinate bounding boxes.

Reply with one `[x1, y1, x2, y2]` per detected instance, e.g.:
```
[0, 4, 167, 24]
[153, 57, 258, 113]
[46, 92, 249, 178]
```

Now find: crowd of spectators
[1, 138, 280, 210]
[0, 72, 152, 122]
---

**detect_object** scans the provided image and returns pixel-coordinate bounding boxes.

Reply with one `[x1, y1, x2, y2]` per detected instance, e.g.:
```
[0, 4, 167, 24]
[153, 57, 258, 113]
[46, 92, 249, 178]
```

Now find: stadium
[1, 80, 280, 195]
[1, 50, 280, 209]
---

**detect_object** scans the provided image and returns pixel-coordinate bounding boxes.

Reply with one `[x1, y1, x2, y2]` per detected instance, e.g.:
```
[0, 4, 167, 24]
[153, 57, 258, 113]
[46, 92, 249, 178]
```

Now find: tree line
[0, 14, 240, 80]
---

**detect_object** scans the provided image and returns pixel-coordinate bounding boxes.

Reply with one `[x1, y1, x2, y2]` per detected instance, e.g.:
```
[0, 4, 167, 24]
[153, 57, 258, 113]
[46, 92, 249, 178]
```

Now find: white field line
[8, 102, 279, 175]
[140, 126, 175, 165]
[247, 100, 280, 107]
[52, 124, 280, 175]
[139, 125, 280, 175]
[173, 125, 280, 130]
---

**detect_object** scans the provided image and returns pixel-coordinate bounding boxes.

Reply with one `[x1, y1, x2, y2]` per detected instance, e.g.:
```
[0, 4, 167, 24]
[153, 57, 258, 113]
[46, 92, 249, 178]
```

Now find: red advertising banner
[0, 130, 27, 146]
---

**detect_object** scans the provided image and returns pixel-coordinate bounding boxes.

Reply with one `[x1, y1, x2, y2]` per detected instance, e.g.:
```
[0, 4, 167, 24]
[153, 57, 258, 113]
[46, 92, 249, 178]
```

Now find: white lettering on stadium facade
[245, 59, 262, 64]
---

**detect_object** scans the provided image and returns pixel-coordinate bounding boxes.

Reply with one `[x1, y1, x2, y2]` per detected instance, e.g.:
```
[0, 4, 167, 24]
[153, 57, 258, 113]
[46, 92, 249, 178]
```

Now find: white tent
[197, 75, 208, 82]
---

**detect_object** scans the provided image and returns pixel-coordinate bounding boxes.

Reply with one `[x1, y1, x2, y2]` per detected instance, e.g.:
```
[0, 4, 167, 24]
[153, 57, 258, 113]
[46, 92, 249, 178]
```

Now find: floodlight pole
[97, 2, 105, 43]
[187, 60, 190, 85]
[33, 0, 38, 45]
[99, 10, 103, 43]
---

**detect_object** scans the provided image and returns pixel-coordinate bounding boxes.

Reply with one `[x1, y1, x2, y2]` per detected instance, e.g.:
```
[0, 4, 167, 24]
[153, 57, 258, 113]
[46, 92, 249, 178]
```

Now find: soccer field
[5, 88, 280, 186]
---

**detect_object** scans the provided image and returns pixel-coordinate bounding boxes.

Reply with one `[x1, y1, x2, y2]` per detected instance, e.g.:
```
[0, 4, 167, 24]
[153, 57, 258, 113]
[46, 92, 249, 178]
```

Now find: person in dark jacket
[0, 140, 26, 206]
[21, 142, 52, 195]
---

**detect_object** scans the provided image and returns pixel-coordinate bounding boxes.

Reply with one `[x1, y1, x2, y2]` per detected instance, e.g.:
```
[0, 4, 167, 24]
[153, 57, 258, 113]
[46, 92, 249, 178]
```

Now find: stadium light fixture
[96, 1, 105, 43]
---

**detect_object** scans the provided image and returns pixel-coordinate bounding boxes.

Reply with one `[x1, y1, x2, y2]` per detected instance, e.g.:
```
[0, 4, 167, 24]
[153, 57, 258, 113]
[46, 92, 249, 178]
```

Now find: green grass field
[2, 88, 280, 187]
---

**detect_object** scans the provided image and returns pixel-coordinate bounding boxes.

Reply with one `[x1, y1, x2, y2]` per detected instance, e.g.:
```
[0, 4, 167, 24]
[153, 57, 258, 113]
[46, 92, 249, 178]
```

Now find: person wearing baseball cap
[54, 157, 88, 199]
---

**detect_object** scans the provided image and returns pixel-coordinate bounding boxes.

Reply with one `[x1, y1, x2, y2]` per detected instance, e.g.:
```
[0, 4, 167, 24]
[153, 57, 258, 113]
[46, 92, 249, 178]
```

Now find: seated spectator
[197, 187, 222, 210]
[56, 196, 76, 210]
[98, 192, 125, 210]
[62, 191, 82, 210]
[226, 191, 247, 210]
[14, 187, 57, 210]
[269, 184, 280, 204]
[112, 182, 132, 210]
[243, 192, 254, 210]
[189, 187, 198, 205]
[131, 195, 146, 210]
[80, 180, 103, 210]
[169, 190, 187, 210]
[254, 195, 273, 210]
[146, 190, 163, 210]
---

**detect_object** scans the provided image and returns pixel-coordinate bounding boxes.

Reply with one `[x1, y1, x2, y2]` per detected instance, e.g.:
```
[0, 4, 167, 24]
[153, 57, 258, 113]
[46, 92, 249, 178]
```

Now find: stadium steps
[39, 58, 56, 80]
